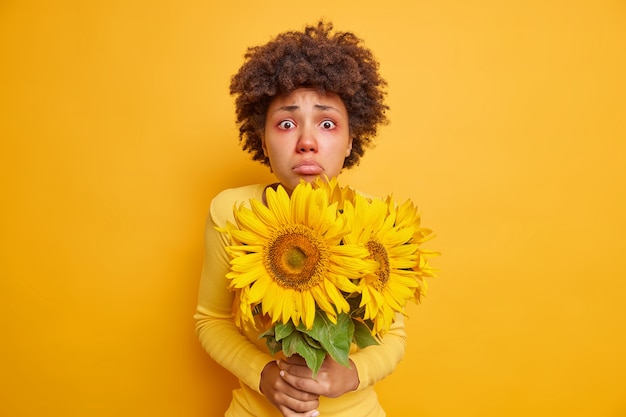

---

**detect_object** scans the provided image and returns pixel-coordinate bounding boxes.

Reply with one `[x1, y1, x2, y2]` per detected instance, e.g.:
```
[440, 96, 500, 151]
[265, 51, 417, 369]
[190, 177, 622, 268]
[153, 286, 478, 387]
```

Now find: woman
[195, 21, 405, 417]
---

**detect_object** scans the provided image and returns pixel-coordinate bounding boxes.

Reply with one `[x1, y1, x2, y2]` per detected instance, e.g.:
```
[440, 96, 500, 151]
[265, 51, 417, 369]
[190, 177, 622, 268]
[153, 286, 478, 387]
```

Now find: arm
[194, 194, 273, 393]
[350, 313, 406, 390]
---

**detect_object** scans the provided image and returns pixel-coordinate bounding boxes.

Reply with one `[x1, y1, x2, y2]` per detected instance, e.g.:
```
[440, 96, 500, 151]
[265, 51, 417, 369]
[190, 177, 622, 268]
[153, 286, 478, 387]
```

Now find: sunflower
[312, 176, 357, 212]
[342, 194, 424, 335]
[223, 181, 373, 330]
[394, 198, 439, 303]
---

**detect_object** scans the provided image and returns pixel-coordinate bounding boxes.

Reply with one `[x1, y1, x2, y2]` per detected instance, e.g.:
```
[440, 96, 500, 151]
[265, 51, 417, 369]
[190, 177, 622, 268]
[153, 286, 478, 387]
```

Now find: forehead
[268, 87, 346, 112]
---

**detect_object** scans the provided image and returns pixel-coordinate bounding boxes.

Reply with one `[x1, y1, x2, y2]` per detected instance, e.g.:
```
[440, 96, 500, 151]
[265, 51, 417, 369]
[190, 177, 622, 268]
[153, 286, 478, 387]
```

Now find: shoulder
[209, 184, 267, 227]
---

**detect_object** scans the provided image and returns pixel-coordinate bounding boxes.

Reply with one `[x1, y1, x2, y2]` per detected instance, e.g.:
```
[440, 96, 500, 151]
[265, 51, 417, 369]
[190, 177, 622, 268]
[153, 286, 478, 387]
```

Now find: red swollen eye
[278, 120, 295, 129]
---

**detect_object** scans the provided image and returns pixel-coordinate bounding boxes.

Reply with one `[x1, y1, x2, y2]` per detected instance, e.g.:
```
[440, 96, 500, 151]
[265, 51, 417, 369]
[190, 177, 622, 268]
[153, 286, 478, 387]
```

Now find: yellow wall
[1, 1, 625, 416]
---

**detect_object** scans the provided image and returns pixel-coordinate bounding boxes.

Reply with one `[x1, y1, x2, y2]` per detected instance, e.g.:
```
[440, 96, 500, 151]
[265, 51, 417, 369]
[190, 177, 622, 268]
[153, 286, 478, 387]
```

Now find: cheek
[329, 152, 348, 173]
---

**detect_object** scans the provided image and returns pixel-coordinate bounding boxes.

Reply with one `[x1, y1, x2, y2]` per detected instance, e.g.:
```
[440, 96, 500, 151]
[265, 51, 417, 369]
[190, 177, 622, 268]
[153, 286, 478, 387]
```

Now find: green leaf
[297, 311, 353, 367]
[274, 321, 295, 341]
[265, 336, 282, 356]
[298, 344, 326, 378]
[283, 331, 326, 378]
[353, 320, 380, 349]
[281, 331, 301, 358]
[259, 326, 283, 356]
[303, 333, 322, 349]
[282, 331, 326, 377]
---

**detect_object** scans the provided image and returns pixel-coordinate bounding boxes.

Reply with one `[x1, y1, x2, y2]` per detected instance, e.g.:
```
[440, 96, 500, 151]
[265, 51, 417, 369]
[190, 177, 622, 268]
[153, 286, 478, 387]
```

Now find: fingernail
[312, 411, 320, 417]
[279, 370, 285, 377]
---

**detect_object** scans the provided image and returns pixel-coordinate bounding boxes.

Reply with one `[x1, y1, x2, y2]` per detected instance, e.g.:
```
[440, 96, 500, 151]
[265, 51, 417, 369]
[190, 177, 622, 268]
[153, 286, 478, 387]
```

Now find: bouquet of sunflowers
[220, 178, 437, 376]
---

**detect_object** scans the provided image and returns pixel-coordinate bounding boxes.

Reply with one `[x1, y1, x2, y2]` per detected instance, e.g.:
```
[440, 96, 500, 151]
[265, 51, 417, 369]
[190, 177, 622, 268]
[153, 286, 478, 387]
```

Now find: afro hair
[229, 20, 389, 168]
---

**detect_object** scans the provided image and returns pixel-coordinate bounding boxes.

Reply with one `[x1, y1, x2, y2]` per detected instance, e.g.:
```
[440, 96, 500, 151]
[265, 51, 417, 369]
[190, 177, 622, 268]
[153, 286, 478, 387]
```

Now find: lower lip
[293, 165, 323, 175]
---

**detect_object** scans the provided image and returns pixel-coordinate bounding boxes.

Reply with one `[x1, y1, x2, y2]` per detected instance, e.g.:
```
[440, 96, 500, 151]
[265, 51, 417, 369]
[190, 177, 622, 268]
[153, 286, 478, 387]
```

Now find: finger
[280, 368, 325, 396]
[276, 389, 319, 414]
[278, 360, 314, 379]
[278, 404, 320, 417]
[280, 381, 320, 402]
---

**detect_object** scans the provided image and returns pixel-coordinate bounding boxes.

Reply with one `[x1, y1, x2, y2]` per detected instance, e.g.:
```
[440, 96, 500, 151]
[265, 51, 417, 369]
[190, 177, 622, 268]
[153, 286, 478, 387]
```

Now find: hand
[259, 361, 320, 417]
[278, 355, 360, 398]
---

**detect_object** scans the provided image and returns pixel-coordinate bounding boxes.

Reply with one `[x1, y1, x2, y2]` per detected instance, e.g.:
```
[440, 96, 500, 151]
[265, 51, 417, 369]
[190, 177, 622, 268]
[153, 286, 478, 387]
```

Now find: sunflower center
[265, 225, 327, 290]
[285, 246, 307, 270]
[367, 240, 390, 290]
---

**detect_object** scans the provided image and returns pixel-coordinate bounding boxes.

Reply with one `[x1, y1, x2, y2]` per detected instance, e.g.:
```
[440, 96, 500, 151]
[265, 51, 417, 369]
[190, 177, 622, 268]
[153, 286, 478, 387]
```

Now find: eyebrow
[271, 104, 340, 114]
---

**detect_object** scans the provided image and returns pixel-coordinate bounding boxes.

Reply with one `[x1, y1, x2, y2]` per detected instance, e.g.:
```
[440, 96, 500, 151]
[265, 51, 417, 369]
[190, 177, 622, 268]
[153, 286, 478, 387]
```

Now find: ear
[345, 137, 353, 157]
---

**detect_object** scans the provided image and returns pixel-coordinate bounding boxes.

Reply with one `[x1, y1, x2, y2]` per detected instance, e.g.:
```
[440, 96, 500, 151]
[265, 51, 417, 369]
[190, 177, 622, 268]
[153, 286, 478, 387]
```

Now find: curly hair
[229, 21, 389, 169]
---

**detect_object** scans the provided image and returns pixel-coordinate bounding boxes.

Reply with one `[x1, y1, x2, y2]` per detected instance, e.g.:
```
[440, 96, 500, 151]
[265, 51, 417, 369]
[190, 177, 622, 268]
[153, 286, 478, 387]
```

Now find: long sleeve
[350, 313, 406, 390]
[194, 185, 273, 394]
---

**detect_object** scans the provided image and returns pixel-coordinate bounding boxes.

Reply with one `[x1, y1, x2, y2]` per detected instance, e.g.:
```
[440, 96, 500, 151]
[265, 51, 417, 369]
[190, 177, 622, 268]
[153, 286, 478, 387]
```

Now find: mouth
[292, 160, 324, 175]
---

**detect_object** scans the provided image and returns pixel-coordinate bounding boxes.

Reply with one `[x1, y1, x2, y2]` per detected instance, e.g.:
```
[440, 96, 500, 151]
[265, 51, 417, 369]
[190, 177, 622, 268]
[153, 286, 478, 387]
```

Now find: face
[263, 88, 353, 193]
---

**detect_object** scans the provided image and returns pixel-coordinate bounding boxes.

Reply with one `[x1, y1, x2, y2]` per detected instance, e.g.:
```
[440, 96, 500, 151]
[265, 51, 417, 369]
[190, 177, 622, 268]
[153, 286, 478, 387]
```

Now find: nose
[296, 126, 318, 153]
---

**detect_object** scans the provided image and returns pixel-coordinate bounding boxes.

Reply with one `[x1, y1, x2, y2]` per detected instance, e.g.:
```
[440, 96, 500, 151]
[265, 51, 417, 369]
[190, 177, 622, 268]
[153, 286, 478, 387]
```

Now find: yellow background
[1, 1, 625, 416]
